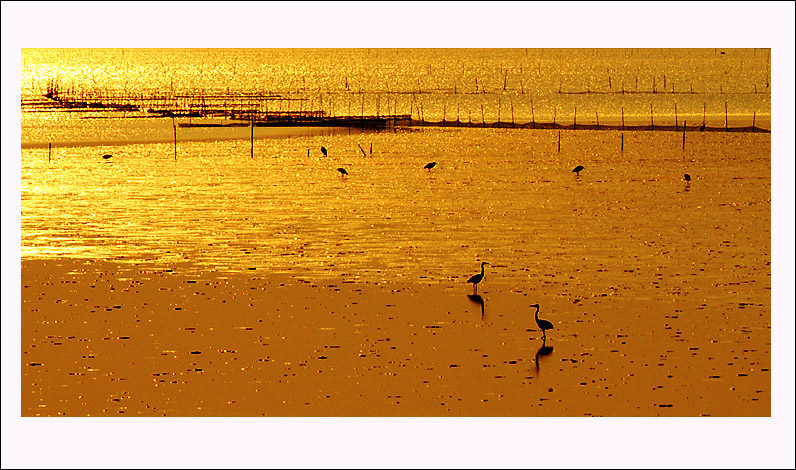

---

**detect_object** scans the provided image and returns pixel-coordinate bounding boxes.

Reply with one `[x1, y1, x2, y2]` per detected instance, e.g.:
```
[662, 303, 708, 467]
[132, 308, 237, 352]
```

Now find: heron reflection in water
[535, 338, 554, 374]
[467, 294, 485, 318]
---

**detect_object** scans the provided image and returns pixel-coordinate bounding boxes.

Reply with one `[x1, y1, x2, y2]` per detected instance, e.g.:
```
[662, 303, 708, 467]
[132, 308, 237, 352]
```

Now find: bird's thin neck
[534, 306, 540, 319]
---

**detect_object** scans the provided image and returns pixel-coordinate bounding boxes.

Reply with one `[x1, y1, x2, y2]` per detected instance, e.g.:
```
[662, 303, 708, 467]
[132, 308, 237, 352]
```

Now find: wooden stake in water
[621, 132, 624, 152]
[250, 117, 254, 158]
[682, 119, 687, 150]
[621, 106, 625, 131]
[675, 102, 678, 129]
[481, 104, 485, 128]
[650, 103, 654, 130]
[595, 111, 600, 130]
[511, 102, 515, 128]
[724, 101, 728, 132]
[558, 131, 561, 153]
[172, 115, 177, 161]
[573, 106, 577, 130]
[752, 111, 756, 132]
[48, 143, 52, 162]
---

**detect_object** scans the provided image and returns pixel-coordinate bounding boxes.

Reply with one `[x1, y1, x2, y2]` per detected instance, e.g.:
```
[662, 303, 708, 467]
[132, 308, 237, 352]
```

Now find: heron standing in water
[467, 262, 489, 294]
[531, 303, 554, 340]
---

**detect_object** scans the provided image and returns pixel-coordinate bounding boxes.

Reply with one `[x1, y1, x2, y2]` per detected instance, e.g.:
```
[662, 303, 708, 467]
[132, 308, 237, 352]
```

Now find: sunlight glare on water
[21, 124, 770, 306]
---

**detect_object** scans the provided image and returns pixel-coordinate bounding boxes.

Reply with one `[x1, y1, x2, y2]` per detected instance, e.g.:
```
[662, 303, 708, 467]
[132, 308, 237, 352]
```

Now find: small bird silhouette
[424, 162, 437, 170]
[467, 262, 489, 294]
[572, 165, 584, 175]
[337, 167, 348, 176]
[684, 173, 691, 182]
[531, 303, 554, 340]
[321, 146, 328, 156]
[102, 154, 112, 160]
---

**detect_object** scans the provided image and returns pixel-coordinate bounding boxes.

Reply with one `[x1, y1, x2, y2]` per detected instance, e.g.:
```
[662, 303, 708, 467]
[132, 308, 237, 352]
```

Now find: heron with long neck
[467, 262, 488, 294]
[531, 303, 554, 339]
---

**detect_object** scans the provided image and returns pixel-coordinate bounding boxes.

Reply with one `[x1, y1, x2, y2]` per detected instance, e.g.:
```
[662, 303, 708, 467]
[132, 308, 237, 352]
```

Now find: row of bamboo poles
[33, 89, 768, 133]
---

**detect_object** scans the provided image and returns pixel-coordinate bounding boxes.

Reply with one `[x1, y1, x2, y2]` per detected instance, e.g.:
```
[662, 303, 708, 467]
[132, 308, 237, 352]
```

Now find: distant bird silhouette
[321, 146, 328, 156]
[337, 167, 348, 176]
[684, 173, 691, 182]
[467, 262, 489, 294]
[424, 162, 437, 170]
[102, 154, 112, 160]
[531, 303, 554, 340]
[699, 123, 706, 132]
[572, 165, 584, 175]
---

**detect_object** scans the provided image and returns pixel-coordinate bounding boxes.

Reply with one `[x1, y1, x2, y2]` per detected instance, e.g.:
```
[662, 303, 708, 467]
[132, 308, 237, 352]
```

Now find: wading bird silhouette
[684, 173, 691, 182]
[424, 162, 437, 170]
[572, 165, 584, 176]
[467, 262, 489, 294]
[337, 167, 349, 176]
[102, 154, 112, 160]
[531, 303, 554, 340]
[321, 146, 328, 156]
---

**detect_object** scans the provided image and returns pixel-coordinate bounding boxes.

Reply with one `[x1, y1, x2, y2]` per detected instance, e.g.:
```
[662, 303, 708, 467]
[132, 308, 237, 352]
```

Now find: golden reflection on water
[21, 128, 770, 305]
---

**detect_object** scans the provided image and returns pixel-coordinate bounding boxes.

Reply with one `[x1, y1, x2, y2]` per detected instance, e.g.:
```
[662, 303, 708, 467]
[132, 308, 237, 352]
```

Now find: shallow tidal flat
[22, 254, 769, 417]
[21, 126, 771, 416]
